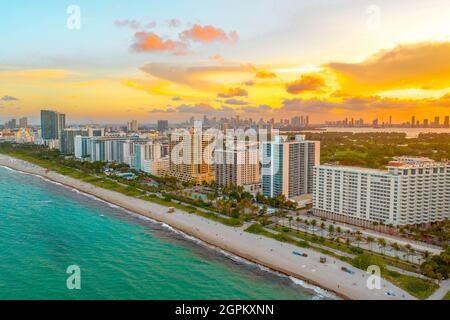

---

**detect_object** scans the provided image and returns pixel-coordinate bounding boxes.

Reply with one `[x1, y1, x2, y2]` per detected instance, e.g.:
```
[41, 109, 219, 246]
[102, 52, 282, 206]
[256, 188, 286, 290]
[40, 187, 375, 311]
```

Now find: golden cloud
[140, 63, 256, 91]
[217, 87, 248, 98]
[327, 41, 450, 95]
[180, 24, 238, 43]
[286, 75, 326, 94]
[256, 70, 276, 79]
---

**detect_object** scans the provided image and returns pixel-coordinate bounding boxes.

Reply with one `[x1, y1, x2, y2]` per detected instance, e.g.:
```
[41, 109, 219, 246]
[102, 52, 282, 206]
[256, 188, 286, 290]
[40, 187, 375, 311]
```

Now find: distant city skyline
[1, 1, 450, 123]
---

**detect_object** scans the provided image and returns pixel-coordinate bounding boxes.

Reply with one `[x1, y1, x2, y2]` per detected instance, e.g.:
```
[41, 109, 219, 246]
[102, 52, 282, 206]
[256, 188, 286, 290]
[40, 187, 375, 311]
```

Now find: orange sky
[1, 1, 450, 124]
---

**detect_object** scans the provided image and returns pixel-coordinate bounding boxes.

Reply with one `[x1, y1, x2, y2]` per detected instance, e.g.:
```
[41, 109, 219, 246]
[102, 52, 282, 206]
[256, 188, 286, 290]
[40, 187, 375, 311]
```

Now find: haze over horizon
[2, 0, 450, 124]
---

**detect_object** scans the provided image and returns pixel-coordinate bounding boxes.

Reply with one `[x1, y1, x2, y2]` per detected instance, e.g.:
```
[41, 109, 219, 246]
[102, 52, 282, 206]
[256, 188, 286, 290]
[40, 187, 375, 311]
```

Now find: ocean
[0, 166, 328, 300]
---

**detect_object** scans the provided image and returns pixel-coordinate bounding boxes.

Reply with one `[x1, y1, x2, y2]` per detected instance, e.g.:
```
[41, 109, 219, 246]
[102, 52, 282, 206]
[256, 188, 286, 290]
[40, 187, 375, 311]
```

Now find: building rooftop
[388, 157, 449, 168]
[316, 164, 389, 175]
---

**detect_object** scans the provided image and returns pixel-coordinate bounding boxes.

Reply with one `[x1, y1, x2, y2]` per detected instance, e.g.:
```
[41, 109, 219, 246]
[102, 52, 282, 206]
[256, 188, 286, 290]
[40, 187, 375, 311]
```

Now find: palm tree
[378, 238, 387, 254]
[355, 234, 362, 248]
[421, 250, 431, 263]
[336, 226, 342, 235]
[367, 237, 374, 251]
[295, 217, 301, 234]
[311, 220, 317, 236]
[320, 222, 326, 237]
[328, 225, 335, 238]
[404, 244, 412, 262]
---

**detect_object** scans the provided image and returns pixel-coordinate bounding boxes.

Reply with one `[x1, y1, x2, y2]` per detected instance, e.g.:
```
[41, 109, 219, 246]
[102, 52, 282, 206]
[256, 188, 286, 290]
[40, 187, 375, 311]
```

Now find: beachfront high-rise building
[215, 141, 261, 194]
[157, 120, 169, 133]
[40, 110, 66, 140]
[168, 129, 214, 184]
[134, 141, 162, 174]
[313, 157, 450, 226]
[60, 128, 84, 155]
[88, 137, 137, 163]
[74, 136, 92, 160]
[261, 135, 320, 199]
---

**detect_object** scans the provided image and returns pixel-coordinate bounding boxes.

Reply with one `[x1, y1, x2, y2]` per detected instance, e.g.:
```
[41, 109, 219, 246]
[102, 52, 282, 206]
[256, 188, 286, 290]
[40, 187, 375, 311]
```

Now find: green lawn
[443, 291, 450, 300]
[384, 270, 438, 300]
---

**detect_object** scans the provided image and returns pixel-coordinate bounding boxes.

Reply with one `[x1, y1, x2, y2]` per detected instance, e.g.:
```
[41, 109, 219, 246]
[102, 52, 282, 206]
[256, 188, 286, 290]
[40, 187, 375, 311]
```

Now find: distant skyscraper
[5, 119, 17, 129]
[19, 117, 28, 128]
[127, 120, 138, 132]
[434, 116, 440, 127]
[261, 135, 320, 199]
[291, 116, 301, 127]
[157, 120, 169, 133]
[445, 116, 449, 128]
[411, 116, 415, 128]
[40, 110, 66, 140]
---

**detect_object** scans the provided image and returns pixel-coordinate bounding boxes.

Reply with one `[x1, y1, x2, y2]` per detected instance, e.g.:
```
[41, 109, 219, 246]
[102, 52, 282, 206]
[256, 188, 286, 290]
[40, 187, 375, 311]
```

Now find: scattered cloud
[210, 54, 225, 62]
[224, 99, 248, 105]
[114, 19, 142, 29]
[217, 87, 248, 98]
[172, 96, 182, 101]
[286, 75, 327, 94]
[132, 32, 187, 55]
[241, 105, 272, 113]
[140, 63, 255, 91]
[256, 70, 276, 79]
[242, 80, 256, 86]
[1, 95, 18, 101]
[180, 24, 238, 44]
[150, 103, 237, 116]
[114, 19, 156, 29]
[281, 98, 339, 113]
[145, 21, 157, 29]
[167, 19, 181, 28]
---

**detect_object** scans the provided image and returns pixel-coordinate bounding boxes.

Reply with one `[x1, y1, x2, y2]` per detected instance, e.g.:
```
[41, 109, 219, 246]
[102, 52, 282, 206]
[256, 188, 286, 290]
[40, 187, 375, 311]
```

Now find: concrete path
[427, 279, 450, 300]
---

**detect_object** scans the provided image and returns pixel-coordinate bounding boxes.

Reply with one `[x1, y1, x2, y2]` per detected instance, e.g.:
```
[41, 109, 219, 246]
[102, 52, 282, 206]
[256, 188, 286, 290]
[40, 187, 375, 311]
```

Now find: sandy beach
[0, 154, 417, 300]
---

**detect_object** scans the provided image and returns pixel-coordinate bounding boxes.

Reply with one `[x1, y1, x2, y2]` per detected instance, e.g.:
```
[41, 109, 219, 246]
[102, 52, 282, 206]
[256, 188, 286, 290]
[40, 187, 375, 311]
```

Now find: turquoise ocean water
[0, 166, 329, 300]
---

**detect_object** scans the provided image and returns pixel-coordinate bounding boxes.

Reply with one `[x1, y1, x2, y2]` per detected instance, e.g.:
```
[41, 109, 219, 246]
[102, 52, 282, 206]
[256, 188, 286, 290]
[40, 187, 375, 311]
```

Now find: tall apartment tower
[168, 129, 214, 184]
[261, 135, 320, 199]
[134, 141, 162, 173]
[313, 157, 450, 226]
[40, 110, 66, 140]
[60, 128, 84, 154]
[157, 120, 169, 133]
[215, 141, 261, 193]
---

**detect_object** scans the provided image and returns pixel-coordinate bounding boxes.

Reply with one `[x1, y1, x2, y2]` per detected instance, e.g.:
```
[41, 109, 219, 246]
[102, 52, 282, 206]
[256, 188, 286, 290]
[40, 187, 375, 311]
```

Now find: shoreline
[0, 154, 416, 300]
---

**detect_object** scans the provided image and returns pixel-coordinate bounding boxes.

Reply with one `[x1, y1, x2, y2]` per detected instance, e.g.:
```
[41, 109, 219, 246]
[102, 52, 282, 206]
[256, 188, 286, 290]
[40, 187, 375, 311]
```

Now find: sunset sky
[1, 0, 450, 124]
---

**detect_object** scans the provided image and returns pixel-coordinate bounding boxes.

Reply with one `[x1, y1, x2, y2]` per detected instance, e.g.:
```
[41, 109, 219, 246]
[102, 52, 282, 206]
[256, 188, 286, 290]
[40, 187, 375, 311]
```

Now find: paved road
[427, 279, 450, 300]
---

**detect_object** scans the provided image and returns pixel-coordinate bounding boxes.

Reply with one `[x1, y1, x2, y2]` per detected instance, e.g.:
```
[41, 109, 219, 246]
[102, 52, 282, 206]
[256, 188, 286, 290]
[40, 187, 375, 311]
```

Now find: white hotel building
[313, 157, 450, 226]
